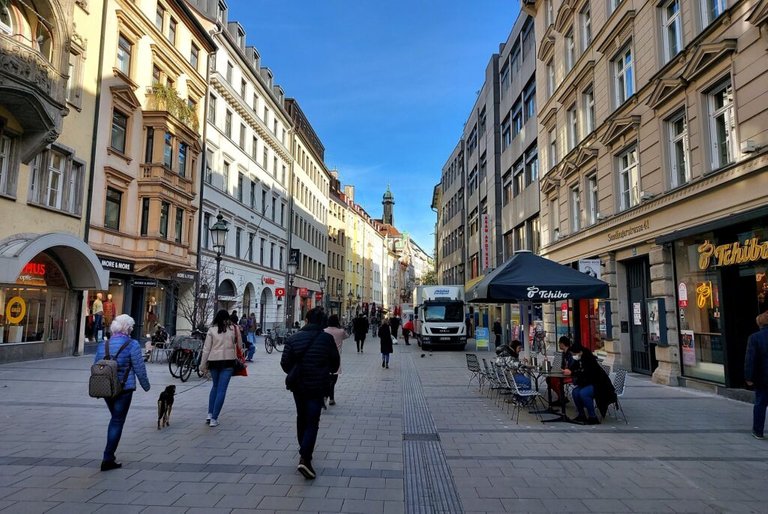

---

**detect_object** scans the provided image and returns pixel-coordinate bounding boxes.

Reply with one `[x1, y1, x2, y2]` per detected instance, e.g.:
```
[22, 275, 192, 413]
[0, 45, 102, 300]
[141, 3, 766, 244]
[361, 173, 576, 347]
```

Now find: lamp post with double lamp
[336, 282, 343, 316]
[318, 276, 326, 313]
[209, 213, 229, 310]
[286, 260, 297, 328]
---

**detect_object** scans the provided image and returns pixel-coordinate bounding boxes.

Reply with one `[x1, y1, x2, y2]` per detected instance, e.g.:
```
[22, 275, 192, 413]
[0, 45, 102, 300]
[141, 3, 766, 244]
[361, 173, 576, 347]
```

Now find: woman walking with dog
[94, 314, 150, 471]
[200, 309, 241, 427]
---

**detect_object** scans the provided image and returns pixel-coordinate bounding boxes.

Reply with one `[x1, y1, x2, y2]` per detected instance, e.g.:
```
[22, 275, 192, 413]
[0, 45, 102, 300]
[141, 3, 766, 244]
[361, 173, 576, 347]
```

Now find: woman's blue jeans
[103, 391, 133, 462]
[208, 367, 234, 420]
[572, 384, 597, 418]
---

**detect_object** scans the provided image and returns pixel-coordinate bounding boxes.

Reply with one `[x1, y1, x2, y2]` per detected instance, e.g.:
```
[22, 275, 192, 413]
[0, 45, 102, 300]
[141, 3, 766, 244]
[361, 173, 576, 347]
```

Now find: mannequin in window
[103, 293, 116, 334]
[147, 296, 157, 326]
[92, 293, 104, 340]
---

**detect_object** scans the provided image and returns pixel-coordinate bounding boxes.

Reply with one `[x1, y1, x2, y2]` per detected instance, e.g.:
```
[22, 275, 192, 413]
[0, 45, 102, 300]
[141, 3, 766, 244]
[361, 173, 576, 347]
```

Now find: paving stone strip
[401, 355, 464, 514]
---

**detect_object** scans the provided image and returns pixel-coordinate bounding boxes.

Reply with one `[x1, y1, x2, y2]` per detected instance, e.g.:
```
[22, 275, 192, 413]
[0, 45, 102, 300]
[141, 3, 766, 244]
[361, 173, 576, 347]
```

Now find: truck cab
[413, 286, 467, 350]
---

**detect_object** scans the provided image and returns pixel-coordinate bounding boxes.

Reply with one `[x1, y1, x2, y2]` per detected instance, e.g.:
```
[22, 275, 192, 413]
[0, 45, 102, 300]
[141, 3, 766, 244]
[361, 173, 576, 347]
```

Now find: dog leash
[173, 376, 210, 396]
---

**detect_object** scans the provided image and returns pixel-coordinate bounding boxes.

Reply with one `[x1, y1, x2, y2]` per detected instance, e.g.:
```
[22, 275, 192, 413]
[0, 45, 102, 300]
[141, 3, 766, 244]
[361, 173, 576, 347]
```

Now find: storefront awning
[0, 233, 109, 290]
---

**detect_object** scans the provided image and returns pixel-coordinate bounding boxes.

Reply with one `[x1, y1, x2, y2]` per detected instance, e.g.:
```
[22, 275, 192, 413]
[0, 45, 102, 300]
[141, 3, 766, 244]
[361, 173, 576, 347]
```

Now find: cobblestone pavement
[0, 337, 765, 513]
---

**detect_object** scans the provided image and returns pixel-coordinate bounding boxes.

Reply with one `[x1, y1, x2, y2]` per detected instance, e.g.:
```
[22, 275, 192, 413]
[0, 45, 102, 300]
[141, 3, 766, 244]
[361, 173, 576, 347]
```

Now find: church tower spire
[382, 185, 395, 225]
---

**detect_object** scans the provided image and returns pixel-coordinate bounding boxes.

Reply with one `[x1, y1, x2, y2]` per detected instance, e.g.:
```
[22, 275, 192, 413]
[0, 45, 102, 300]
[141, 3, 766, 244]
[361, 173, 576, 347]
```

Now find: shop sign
[262, 277, 275, 285]
[133, 278, 158, 288]
[481, 214, 490, 271]
[175, 271, 197, 283]
[289, 248, 301, 266]
[299, 287, 309, 298]
[578, 259, 601, 280]
[561, 303, 569, 322]
[678, 282, 688, 308]
[99, 256, 134, 272]
[475, 327, 489, 350]
[607, 219, 650, 242]
[526, 286, 570, 300]
[5, 296, 26, 324]
[17, 262, 47, 286]
[275, 287, 285, 297]
[315, 292, 323, 301]
[697, 238, 768, 270]
[696, 281, 713, 309]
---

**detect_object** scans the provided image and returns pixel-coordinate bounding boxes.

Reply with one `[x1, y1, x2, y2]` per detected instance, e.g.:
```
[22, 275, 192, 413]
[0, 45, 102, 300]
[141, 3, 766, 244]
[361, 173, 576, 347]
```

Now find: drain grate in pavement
[402, 356, 464, 514]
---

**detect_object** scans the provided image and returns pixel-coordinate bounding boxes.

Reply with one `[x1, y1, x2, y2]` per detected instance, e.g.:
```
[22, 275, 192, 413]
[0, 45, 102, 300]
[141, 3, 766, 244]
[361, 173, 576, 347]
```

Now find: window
[262, 148, 268, 169]
[546, 60, 555, 97]
[205, 148, 213, 184]
[141, 198, 151, 236]
[249, 180, 256, 208]
[511, 101, 523, 139]
[116, 34, 132, 76]
[567, 105, 578, 151]
[168, 17, 177, 44]
[235, 227, 242, 258]
[545, 0, 554, 25]
[163, 132, 173, 168]
[570, 186, 581, 232]
[208, 94, 216, 123]
[280, 203, 285, 225]
[548, 128, 558, 169]
[270, 243, 275, 268]
[0, 135, 16, 196]
[501, 115, 511, 151]
[159, 201, 170, 239]
[503, 169, 512, 206]
[708, 79, 735, 169]
[610, 0, 624, 14]
[239, 123, 246, 148]
[104, 187, 122, 230]
[581, 5, 592, 51]
[175, 208, 184, 244]
[525, 146, 538, 185]
[523, 80, 536, 121]
[226, 61, 233, 83]
[260, 238, 265, 264]
[702, 0, 727, 27]
[663, 0, 682, 62]
[511, 42, 521, 72]
[175, 142, 188, 178]
[565, 29, 575, 72]
[66, 50, 83, 105]
[273, 119, 278, 135]
[190, 43, 199, 69]
[513, 161, 524, 197]
[587, 174, 598, 224]
[240, 79, 246, 98]
[549, 198, 560, 242]
[237, 172, 244, 202]
[500, 63, 510, 98]
[110, 110, 127, 153]
[252, 93, 258, 111]
[223, 161, 230, 193]
[583, 86, 595, 134]
[251, 136, 258, 161]
[617, 146, 639, 210]
[225, 110, 232, 138]
[152, 65, 161, 85]
[155, 4, 165, 31]
[263, 106, 269, 123]
[614, 45, 634, 105]
[248, 233, 254, 261]
[261, 189, 267, 213]
[668, 110, 689, 187]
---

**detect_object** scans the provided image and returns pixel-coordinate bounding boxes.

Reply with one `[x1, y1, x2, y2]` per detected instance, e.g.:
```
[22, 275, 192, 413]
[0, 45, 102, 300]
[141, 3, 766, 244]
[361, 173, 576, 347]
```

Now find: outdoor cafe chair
[600, 363, 612, 376]
[490, 361, 514, 407]
[502, 367, 545, 424]
[465, 354, 483, 389]
[480, 358, 499, 396]
[606, 368, 629, 424]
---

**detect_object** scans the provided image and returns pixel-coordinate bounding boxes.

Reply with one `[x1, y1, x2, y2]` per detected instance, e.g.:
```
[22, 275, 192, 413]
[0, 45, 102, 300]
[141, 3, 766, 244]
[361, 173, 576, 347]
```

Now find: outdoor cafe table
[524, 368, 572, 423]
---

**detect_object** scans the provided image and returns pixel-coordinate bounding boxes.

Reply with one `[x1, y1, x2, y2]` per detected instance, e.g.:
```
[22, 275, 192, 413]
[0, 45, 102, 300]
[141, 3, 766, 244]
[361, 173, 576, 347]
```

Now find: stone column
[650, 244, 680, 385]
[599, 253, 623, 369]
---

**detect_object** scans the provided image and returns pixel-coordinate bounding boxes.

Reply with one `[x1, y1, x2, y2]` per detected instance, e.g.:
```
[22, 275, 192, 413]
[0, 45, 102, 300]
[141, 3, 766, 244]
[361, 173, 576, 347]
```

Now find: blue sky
[228, 1, 521, 253]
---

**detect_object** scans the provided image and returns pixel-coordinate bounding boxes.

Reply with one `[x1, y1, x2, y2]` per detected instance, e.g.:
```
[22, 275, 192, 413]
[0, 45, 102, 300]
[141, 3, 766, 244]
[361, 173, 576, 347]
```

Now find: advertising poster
[681, 330, 696, 366]
[475, 327, 490, 351]
[578, 259, 602, 280]
[633, 302, 642, 325]
[647, 300, 660, 343]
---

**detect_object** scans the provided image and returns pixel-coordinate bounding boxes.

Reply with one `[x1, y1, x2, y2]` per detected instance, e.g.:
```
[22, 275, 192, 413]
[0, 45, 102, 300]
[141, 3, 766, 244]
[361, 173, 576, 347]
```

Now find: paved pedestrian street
[0, 339, 766, 513]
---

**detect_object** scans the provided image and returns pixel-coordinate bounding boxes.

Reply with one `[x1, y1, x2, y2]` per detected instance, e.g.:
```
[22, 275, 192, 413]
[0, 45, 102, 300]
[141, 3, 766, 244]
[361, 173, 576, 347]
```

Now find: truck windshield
[424, 302, 464, 322]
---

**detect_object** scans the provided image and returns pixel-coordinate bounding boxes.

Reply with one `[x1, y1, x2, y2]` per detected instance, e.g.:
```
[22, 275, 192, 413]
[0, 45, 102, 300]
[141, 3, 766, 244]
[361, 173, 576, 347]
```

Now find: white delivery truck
[412, 285, 467, 350]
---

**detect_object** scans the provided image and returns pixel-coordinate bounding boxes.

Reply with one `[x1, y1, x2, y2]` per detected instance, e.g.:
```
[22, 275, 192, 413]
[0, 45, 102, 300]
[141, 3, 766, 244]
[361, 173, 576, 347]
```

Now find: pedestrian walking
[379, 318, 394, 369]
[281, 307, 340, 479]
[352, 313, 369, 353]
[94, 314, 150, 471]
[389, 316, 401, 340]
[324, 314, 346, 406]
[745, 310, 768, 440]
[493, 318, 503, 348]
[402, 316, 414, 345]
[465, 315, 474, 339]
[246, 312, 257, 361]
[200, 309, 240, 427]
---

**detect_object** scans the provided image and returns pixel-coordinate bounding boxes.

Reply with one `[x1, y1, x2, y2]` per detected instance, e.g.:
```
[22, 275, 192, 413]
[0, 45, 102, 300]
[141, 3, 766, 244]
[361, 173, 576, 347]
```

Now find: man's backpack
[89, 340, 132, 399]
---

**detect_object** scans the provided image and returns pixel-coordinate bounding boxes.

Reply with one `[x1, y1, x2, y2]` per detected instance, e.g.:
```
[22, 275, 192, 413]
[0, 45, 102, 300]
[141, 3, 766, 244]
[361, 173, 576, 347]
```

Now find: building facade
[188, 1, 290, 331]
[286, 99, 329, 325]
[436, 141, 466, 285]
[526, 0, 768, 389]
[327, 171, 347, 316]
[0, 0, 108, 362]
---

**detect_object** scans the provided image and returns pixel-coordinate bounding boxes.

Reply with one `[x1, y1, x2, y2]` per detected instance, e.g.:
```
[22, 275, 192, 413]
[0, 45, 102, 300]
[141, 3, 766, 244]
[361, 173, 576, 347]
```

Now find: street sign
[275, 287, 285, 297]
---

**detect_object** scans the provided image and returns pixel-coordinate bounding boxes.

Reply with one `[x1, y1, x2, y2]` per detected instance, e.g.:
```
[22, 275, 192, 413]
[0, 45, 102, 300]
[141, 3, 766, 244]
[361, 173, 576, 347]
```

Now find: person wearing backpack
[93, 314, 150, 471]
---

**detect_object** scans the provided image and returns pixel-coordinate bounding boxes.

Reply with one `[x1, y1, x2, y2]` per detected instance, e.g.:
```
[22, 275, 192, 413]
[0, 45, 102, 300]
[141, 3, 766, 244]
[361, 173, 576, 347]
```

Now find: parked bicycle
[263, 327, 297, 353]
[168, 331, 206, 382]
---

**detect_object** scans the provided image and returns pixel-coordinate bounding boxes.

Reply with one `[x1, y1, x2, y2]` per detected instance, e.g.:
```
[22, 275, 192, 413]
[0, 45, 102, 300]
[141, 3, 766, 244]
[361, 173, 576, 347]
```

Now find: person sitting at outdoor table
[546, 336, 574, 406]
[496, 340, 532, 389]
[562, 343, 616, 424]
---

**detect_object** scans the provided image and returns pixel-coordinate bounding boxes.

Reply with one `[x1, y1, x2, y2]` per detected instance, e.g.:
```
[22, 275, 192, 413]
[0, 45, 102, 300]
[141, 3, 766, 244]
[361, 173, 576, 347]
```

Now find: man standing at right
[745, 310, 768, 440]
[281, 307, 340, 479]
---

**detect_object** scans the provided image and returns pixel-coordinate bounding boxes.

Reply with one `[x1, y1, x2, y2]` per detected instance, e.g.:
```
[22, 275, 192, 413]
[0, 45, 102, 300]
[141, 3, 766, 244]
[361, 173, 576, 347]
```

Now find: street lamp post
[347, 291, 353, 320]
[286, 261, 297, 328]
[318, 276, 326, 313]
[336, 282, 343, 316]
[209, 213, 229, 310]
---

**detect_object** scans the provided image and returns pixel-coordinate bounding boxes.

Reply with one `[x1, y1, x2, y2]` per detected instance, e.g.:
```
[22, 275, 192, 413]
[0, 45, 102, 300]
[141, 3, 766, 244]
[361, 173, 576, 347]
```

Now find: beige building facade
[87, 0, 215, 339]
[526, 0, 768, 389]
[0, 0, 108, 362]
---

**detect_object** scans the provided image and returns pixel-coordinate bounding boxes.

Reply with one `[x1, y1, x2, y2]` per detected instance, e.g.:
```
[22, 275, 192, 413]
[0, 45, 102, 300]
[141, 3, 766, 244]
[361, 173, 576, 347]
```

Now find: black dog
[157, 385, 176, 430]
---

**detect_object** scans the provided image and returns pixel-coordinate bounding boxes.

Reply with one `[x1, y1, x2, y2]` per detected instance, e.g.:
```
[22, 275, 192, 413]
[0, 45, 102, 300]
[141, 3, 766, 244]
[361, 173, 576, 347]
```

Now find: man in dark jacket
[493, 319, 503, 348]
[281, 307, 340, 479]
[745, 310, 768, 439]
[352, 313, 369, 353]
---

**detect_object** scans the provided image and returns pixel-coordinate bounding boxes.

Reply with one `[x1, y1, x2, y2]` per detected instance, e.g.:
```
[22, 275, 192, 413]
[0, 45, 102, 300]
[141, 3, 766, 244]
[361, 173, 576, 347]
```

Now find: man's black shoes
[298, 458, 316, 479]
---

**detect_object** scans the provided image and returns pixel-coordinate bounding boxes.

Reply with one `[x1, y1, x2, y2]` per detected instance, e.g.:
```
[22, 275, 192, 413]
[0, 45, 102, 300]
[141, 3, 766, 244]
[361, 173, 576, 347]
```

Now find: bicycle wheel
[168, 349, 184, 378]
[180, 354, 194, 382]
[264, 336, 273, 354]
[274, 337, 285, 352]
